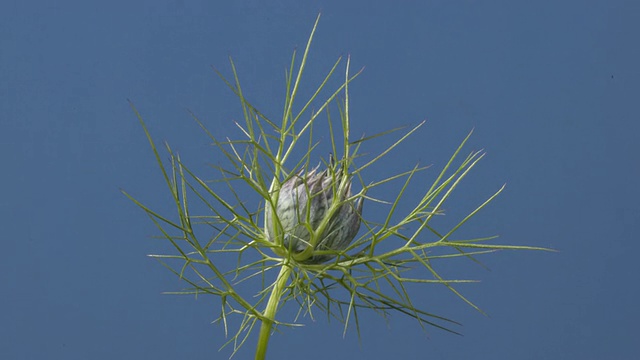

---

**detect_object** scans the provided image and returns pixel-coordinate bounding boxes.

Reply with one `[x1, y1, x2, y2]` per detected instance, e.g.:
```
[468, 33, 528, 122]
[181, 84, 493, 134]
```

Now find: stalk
[255, 264, 291, 360]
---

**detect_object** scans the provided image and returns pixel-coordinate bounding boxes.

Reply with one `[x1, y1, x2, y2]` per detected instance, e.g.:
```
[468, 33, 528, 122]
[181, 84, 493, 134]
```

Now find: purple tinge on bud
[266, 167, 363, 264]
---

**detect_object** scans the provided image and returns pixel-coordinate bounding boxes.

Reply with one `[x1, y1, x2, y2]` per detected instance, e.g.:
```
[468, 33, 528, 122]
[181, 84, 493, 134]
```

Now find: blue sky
[2, 1, 639, 359]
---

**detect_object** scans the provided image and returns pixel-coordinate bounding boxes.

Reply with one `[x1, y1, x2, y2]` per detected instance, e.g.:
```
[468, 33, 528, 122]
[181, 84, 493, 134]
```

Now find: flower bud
[266, 165, 363, 264]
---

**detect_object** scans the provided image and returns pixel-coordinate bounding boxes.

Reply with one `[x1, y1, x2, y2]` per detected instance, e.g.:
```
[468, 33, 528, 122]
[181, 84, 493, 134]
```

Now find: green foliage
[124, 14, 549, 359]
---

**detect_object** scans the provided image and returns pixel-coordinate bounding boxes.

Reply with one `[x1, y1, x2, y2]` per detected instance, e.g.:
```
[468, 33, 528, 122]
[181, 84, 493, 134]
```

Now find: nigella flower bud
[266, 164, 364, 264]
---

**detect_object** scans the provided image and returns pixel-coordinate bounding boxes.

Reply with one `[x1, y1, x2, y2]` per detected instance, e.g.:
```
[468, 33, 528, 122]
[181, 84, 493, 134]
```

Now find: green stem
[255, 264, 291, 360]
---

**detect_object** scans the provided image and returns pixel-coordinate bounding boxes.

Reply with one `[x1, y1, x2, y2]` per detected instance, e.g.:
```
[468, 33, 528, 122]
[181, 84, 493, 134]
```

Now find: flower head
[266, 163, 363, 264]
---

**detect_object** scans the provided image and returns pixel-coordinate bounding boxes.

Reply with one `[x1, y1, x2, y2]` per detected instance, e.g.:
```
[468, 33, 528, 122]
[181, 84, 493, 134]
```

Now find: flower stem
[255, 263, 291, 360]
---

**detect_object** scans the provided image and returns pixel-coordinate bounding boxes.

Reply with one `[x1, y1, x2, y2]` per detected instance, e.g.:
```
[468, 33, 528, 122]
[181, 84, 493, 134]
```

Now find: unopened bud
[266, 165, 363, 264]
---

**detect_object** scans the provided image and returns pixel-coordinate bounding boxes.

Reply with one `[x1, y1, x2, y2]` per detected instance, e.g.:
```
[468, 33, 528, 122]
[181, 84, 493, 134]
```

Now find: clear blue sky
[2, 1, 639, 359]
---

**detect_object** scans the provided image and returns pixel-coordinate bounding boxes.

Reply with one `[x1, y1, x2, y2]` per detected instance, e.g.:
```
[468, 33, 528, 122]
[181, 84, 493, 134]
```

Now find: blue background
[2, 1, 639, 359]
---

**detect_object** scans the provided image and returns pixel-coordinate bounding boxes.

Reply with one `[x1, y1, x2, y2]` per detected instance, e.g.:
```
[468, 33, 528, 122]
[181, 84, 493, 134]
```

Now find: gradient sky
[2, 1, 639, 359]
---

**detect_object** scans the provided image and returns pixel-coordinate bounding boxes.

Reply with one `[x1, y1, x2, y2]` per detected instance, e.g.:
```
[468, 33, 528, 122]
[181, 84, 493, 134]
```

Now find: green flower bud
[266, 165, 364, 264]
